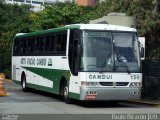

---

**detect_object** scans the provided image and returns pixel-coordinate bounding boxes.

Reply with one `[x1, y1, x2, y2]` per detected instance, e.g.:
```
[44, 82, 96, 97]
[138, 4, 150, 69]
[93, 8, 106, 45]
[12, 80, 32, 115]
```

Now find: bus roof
[69, 24, 136, 31]
[14, 24, 136, 39]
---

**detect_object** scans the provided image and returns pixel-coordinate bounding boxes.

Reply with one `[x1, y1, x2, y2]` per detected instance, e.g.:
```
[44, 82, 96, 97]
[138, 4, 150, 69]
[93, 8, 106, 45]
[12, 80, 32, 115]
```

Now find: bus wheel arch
[60, 77, 72, 104]
[21, 72, 28, 92]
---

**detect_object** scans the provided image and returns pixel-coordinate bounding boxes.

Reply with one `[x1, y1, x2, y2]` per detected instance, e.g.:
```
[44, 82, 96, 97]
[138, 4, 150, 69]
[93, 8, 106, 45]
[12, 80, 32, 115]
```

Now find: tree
[0, 1, 32, 77]
[99, 0, 160, 58]
[29, 2, 103, 31]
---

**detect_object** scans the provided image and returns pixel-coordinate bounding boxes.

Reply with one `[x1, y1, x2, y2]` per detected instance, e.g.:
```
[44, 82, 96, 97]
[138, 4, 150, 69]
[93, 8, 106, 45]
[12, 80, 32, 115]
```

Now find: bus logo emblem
[113, 82, 117, 87]
[48, 58, 52, 66]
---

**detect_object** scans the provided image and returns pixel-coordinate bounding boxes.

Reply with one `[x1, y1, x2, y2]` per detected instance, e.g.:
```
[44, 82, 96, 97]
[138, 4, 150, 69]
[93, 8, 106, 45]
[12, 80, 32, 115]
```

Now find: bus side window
[49, 34, 55, 53]
[39, 36, 44, 54]
[55, 32, 67, 55]
[23, 39, 27, 54]
[20, 40, 23, 53]
[30, 38, 35, 54]
[45, 35, 50, 53]
[25, 39, 29, 54]
[55, 33, 61, 54]
[17, 39, 21, 55]
[13, 39, 19, 55]
[61, 32, 67, 54]
[35, 37, 39, 53]
[38, 37, 43, 54]
[28, 38, 31, 54]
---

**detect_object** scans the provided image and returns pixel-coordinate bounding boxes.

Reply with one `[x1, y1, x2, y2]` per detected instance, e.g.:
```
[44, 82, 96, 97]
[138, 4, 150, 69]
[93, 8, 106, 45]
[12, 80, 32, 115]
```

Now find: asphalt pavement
[0, 80, 160, 120]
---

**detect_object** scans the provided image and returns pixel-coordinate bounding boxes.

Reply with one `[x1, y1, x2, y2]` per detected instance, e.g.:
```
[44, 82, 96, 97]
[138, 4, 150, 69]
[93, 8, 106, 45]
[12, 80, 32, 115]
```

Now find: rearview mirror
[138, 37, 145, 60]
[140, 47, 144, 58]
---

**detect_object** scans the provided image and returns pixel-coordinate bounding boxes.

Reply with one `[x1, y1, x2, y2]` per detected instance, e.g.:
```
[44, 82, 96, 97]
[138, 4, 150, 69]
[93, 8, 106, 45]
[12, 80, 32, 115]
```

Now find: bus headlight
[130, 82, 142, 87]
[81, 81, 100, 87]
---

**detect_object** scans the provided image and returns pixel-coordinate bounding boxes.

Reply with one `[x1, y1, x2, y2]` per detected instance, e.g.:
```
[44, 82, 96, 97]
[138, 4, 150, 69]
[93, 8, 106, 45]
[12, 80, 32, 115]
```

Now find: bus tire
[21, 74, 28, 92]
[63, 82, 72, 104]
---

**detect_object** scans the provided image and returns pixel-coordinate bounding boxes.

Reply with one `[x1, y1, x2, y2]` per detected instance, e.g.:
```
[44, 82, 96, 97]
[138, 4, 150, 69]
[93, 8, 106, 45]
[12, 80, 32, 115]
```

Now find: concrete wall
[89, 15, 136, 27]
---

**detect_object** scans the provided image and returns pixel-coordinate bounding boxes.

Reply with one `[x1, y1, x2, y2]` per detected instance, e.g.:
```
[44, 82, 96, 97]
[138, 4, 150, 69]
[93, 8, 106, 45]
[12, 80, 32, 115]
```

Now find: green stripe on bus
[22, 67, 71, 94]
[27, 83, 57, 94]
[69, 92, 80, 100]
[13, 79, 80, 100]
[13, 80, 54, 93]
[22, 67, 70, 81]
[14, 25, 80, 39]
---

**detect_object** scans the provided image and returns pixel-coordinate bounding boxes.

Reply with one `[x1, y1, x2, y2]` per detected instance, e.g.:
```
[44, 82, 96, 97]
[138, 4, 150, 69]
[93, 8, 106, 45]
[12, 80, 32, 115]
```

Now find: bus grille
[99, 82, 129, 86]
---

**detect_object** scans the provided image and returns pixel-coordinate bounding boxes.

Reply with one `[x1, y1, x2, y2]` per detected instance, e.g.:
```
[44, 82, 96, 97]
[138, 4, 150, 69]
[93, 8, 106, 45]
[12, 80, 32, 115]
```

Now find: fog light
[132, 91, 140, 95]
[130, 82, 142, 87]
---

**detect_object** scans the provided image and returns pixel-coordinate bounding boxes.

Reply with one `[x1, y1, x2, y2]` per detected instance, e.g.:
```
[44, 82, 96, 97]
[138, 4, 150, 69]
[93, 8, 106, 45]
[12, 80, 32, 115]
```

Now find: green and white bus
[12, 24, 142, 103]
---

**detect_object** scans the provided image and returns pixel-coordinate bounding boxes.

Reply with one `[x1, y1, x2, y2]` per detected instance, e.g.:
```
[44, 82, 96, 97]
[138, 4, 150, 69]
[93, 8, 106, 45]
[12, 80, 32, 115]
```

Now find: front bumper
[80, 87, 141, 100]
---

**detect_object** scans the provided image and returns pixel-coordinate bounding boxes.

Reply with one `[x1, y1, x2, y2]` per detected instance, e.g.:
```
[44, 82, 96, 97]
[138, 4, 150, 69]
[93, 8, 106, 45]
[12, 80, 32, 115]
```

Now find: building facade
[76, 0, 97, 6]
[5, 0, 100, 11]
[5, 0, 74, 11]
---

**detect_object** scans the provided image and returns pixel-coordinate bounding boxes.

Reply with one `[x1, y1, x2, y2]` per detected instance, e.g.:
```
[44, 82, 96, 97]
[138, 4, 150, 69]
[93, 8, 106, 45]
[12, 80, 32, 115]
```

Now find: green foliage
[30, 2, 101, 31]
[149, 48, 160, 59]
[0, 32, 11, 78]
[1, 4, 32, 35]
[99, 0, 160, 57]
[0, 1, 32, 76]
[98, 0, 159, 36]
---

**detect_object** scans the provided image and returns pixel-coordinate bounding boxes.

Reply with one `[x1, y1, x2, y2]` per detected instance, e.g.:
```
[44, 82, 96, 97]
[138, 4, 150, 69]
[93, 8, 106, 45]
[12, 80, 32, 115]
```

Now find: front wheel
[63, 82, 72, 104]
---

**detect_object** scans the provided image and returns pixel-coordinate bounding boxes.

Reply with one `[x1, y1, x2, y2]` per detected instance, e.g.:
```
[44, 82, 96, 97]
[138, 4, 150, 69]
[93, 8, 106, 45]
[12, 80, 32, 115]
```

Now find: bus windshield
[80, 30, 141, 73]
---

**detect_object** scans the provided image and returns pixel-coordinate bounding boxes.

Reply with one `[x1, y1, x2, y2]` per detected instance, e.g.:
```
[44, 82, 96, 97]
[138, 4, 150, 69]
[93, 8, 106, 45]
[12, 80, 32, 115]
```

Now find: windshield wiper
[116, 54, 131, 74]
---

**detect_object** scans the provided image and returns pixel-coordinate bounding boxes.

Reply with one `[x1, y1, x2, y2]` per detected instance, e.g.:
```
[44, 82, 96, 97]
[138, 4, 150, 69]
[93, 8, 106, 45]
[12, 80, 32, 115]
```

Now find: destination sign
[85, 31, 111, 37]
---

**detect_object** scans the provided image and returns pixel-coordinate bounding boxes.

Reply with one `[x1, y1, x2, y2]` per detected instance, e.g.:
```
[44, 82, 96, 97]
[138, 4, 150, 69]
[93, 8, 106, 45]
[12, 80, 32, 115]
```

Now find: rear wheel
[21, 75, 28, 92]
[62, 82, 72, 104]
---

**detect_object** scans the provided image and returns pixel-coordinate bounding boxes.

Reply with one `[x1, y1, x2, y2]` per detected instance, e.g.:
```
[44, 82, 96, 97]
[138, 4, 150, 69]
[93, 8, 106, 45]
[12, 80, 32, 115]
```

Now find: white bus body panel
[12, 56, 70, 88]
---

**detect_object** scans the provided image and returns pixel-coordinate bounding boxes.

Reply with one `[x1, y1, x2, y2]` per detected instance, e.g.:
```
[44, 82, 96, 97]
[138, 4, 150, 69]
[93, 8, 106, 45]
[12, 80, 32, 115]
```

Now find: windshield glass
[112, 32, 140, 72]
[79, 31, 141, 72]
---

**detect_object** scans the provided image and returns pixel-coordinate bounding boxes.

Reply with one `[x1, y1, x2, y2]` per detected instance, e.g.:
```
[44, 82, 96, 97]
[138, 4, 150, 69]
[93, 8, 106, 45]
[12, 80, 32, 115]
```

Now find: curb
[5, 79, 13, 83]
[128, 100, 160, 107]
